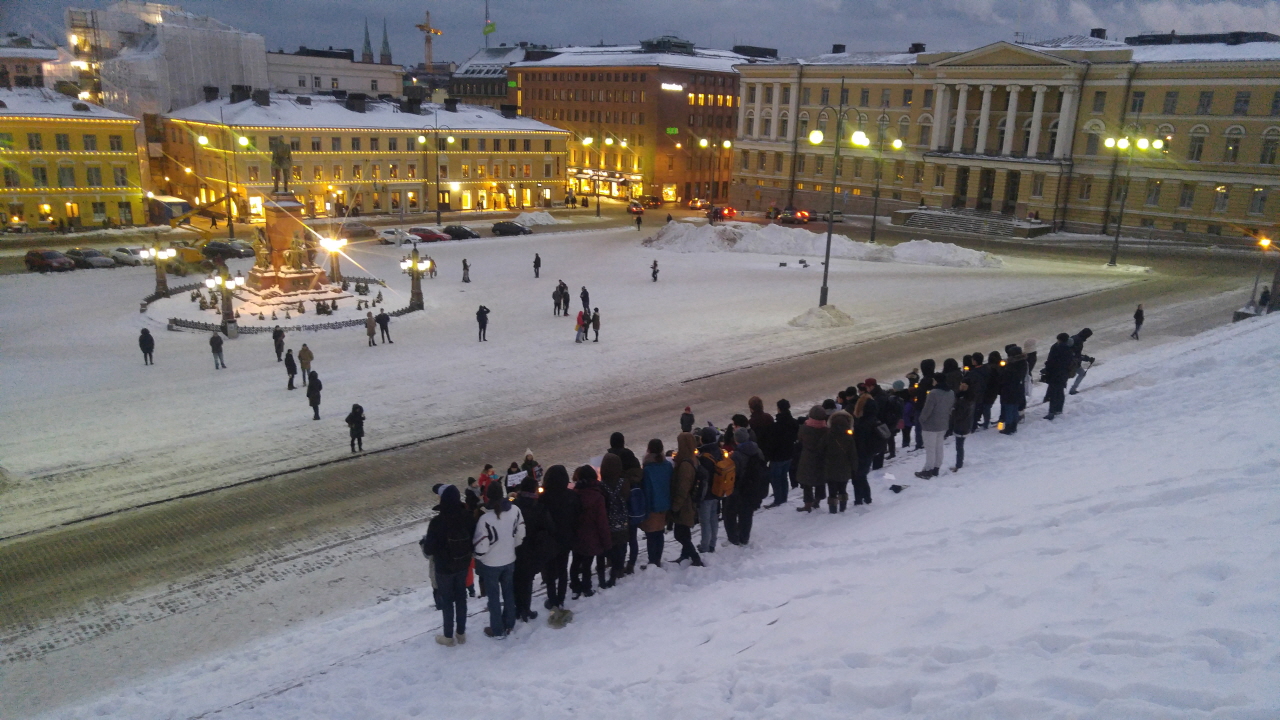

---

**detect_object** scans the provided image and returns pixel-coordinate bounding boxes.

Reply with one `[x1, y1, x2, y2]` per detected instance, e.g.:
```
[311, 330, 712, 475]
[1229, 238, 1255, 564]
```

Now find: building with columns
[731, 31, 1280, 242]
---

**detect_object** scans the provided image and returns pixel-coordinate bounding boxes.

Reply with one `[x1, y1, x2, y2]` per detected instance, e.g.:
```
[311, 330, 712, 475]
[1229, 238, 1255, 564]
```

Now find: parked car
[627, 201, 644, 215]
[687, 198, 709, 210]
[110, 247, 145, 266]
[492, 221, 532, 236]
[407, 226, 450, 242]
[65, 247, 117, 268]
[707, 206, 737, 221]
[442, 225, 481, 240]
[226, 240, 256, 258]
[776, 209, 811, 224]
[642, 197, 663, 208]
[201, 241, 241, 262]
[24, 249, 75, 272]
[815, 210, 845, 223]
[377, 228, 415, 245]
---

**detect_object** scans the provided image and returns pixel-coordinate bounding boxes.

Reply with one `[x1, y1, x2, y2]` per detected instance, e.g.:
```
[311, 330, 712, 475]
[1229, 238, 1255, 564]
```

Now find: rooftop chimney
[444, 97, 460, 112]
[229, 85, 251, 104]
[908, 42, 926, 53]
[499, 103, 518, 119]
[345, 92, 367, 113]
[296, 96, 312, 105]
[1090, 28, 1107, 39]
[831, 43, 846, 54]
[252, 89, 271, 106]
[202, 85, 220, 102]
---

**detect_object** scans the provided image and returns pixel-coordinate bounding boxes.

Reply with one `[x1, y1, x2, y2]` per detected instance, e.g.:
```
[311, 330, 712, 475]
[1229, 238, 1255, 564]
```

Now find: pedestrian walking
[640, 439, 672, 568]
[1131, 304, 1144, 340]
[306, 371, 322, 419]
[533, 253, 541, 279]
[1068, 328, 1094, 395]
[364, 311, 377, 347]
[476, 305, 490, 341]
[284, 348, 297, 389]
[1042, 333, 1073, 420]
[138, 328, 155, 365]
[209, 332, 226, 369]
[298, 343, 313, 386]
[552, 286, 562, 316]
[420, 484, 475, 646]
[473, 482, 525, 638]
[651, 259, 659, 282]
[272, 325, 285, 361]
[580, 286, 590, 313]
[375, 309, 392, 343]
[591, 308, 600, 343]
[635, 216, 642, 231]
[915, 373, 955, 478]
[462, 259, 471, 283]
[345, 403, 364, 452]
[665, 213, 673, 223]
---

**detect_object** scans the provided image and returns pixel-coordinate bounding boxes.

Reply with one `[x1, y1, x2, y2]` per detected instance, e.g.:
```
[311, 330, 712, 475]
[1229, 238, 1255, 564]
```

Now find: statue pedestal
[247, 192, 331, 293]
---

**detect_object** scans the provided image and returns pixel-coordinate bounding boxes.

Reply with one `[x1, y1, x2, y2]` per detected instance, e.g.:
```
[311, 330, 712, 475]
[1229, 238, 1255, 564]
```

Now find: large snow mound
[644, 221, 1003, 268]
[788, 304, 857, 328]
[512, 211, 567, 226]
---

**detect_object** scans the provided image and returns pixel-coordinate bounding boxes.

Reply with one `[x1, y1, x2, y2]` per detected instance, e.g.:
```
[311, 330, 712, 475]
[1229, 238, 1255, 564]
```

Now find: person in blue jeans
[695, 428, 721, 553]
[473, 482, 525, 638]
[419, 484, 475, 647]
[766, 399, 798, 507]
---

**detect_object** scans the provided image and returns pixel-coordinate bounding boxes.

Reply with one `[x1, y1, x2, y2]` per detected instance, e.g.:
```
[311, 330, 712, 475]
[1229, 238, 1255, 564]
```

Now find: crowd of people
[418, 325, 1104, 645]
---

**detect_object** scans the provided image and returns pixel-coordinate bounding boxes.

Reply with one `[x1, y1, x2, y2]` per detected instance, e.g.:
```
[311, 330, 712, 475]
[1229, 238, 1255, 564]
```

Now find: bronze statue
[270, 137, 292, 193]
[253, 227, 270, 269]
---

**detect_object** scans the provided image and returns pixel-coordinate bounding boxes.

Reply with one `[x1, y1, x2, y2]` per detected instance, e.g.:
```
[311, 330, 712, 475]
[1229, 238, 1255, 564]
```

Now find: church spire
[379, 19, 392, 65]
[361, 19, 373, 63]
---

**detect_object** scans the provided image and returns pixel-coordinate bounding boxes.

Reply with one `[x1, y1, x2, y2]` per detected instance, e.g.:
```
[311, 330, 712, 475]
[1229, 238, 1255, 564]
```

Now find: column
[786, 78, 800, 142]
[771, 82, 782, 140]
[930, 84, 950, 150]
[1054, 86, 1078, 159]
[951, 84, 969, 153]
[1001, 85, 1021, 156]
[975, 85, 994, 155]
[753, 82, 763, 139]
[736, 80, 748, 138]
[1027, 85, 1047, 158]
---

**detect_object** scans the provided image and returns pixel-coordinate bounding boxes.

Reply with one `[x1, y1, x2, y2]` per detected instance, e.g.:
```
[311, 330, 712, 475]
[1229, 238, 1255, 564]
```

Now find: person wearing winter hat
[605, 432, 643, 574]
[539, 465, 578, 621]
[795, 406, 828, 512]
[822, 410, 858, 512]
[915, 372, 955, 478]
[419, 484, 476, 646]
[680, 406, 695, 433]
[725, 427, 767, 544]
[767, 398, 799, 507]
[1069, 328, 1095, 395]
[695, 426, 722, 553]
[669, 432, 704, 564]
[473, 482, 525, 638]
[138, 328, 155, 365]
[1042, 332, 1074, 419]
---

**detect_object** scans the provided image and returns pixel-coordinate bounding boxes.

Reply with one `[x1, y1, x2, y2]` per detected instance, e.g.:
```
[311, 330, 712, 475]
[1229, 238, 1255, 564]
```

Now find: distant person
[575, 310, 586, 344]
[1068, 328, 1095, 395]
[1131, 304, 1144, 340]
[284, 348, 298, 390]
[306, 370, 322, 419]
[375, 309, 392, 344]
[635, 216, 642, 231]
[345, 403, 365, 452]
[651, 260, 659, 282]
[365, 311, 377, 347]
[298, 343, 314, 385]
[209, 332, 226, 369]
[591, 308, 600, 343]
[552, 285, 562, 316]
[580, 286, 590, 313]
[533, 253, 541, 279]
[476, 305, 490, 341]
[680, 406, 695, 433]
[462, 259, 471, 283]
[272, 325, 285, 361]
[138, 328, 155, 365]
[1259, 286, 1272, 312]
[666, 213, 673, 223]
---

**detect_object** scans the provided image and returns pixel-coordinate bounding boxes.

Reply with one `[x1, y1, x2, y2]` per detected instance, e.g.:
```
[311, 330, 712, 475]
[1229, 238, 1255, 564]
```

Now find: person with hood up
[605, 432, 643, 573]
[298, 343, 313, 385]
[306, 371, 322, 419]
[591, 308, 601, 342]
[651, 259, 659, 282]
[364, 312, 377, 347]
[272, 325, 285, 361]
[821, 410, 858, 512]
[283, 348, 298, 390]
[998, 346, 1027, 434]
[640, 439, 672, 567]
[725, 427, 767, 545]
[965, 353, 990, 431]
[473, 482, 525, 638]
[570, 465, 611, 598]
[668, 432, 704, 565]
[851, 384, 881, 503]
[512, 476, 555, 623]
[694, 427, 723, 553]
[575, 309, 586, 343]
[982, 351, 1003, 429]
[533, 253, 541, 279]
[951, 368, 975, 471]
[795, 405, 828, 512]
[138, 328, 155, 365]
[767, 399, 799, 507]
[1042, 332, 1074, 420]
[598, 453, 632, 585]
[344, 403, 364, 452]
[915, 373, 955, 479]
[462, 258, 471, 283]
[419, 484, 476, 646]
[1069, 328, 1095, 395]
[679, 406, 695, 433]
[539, 465, 579, 623]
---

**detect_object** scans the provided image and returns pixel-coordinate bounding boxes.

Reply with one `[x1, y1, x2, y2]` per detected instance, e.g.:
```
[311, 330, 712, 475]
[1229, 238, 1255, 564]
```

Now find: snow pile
[788, 304, 857, 328]
[645, 221, 1003, 268]
[511, 211, 567, 226]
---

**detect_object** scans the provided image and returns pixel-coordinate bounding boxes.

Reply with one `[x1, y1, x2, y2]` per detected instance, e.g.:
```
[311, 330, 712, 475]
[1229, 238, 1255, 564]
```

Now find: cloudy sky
[5, 0, 1279, 65]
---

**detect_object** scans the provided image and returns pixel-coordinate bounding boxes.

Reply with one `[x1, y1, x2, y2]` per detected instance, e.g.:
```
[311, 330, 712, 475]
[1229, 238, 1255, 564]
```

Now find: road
[0, 239, 1251, 717]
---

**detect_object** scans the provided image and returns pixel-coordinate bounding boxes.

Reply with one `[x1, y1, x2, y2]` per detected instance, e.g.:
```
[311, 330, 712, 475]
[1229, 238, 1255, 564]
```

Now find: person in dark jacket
[821, 410, 858, 512]
[533, 253, 541, 279]
[210, 332, 226, 369]
[513, 475, 555, 622]
[966, 353, 990, 431]
[1069, 328, 1095, 395]
[767, 399, 799, 507]
[941, 359, 963, 413]
[419, 484, 475, 646]
[997, 347, 1026, 434]
[476, 305, 490, 342]
[283, 348, 298, 389]
[375, 309, 392, 344]
[795, 405, 828, 512]
[679, 406, 695, 433]
[1131, 304, 1144, 339]
[580, 286, 590, 313]
[344, 403, 364, 451]
[598, 453, 631, 584]
[725, 427, 767, 544]
[570, 465, 611, 598]
[669, 432, 703, 565]
[1042, 333, 1074, 419]
[951, 373, 975, 471]
[851, 385, 880, 502]
[640, 439, 672, 566]
[606, 432, 644, 572]
[306, 371, 322, 419]
[272, 326, 285, 361]
[982, 351, 1002, 428]
[539, 465, 579, 615]
[871, 382, 900, 466]
[138, 328, 155, 365]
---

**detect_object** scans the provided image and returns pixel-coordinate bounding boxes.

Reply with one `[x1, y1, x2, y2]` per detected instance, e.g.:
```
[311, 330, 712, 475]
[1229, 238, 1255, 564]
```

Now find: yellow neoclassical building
[731, 31, 1280, 243]
[0, 88, 145, 229]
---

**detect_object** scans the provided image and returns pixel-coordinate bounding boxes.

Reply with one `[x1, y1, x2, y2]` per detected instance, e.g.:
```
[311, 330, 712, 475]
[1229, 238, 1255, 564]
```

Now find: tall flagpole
[484, 0, 490, 48]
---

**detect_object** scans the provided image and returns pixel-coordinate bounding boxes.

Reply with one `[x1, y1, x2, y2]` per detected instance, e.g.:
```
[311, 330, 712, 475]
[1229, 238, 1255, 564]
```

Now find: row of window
[243, 161, 555, 182]
[294, 75, 382, 92]
[1, 132, 126, 152]
[746, 84, 936, 110]
[533, 88, 649, 103]
[686, 93, 736, 108]
[527, 107, 646, 127]
[523, 71, 650, 84]
[7, 200, 136, 224]
[173, 128, 556, 154]
[1075, 177, 1269, 214]
[3, 165, 130, 188]
[1109, 89, 1280, 117]
[453, 82, 507, 97]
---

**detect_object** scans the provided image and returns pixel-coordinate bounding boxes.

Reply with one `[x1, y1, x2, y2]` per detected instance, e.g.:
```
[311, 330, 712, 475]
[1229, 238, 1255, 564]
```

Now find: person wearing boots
[344, 403, 365, 452]
[915, 373, 954, 479]
[822, 410, 858, 513]
[795, 405, 828, 512]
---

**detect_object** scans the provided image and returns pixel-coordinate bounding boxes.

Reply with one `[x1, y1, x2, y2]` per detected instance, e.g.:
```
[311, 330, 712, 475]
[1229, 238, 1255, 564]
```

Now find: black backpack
[420, 511, 473, 575]
[736, 453, 769, 506]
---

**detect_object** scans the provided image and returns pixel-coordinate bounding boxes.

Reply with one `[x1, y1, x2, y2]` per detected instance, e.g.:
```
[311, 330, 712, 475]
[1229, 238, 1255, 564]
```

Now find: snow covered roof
[512, 45, 751, 74]
[1128, 42, 1280, 63]
[0, 43, 59, 61]
[455, 46, 531, 77]
[0, 88, 138, 122]
[163, 92, 567, 133]
[1021, 35, 1128, 49]
[799, 51, 920, 66]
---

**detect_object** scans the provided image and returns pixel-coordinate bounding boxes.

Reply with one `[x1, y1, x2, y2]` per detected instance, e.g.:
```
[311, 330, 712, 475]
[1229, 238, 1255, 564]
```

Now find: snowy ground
[0, 226, 1136, 538]
[31, 314, 1280, 719]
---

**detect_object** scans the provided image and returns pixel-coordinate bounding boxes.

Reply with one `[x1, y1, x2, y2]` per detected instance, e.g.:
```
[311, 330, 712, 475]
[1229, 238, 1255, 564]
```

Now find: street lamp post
[1249, 236, 1272, 308]
[400, 241, 431, 311]
[583, 134, 604, 217]
[319, 236, 347, 283]
[1105, 135, 1163, 267]
[141, 242, 176, 297]
[807, 79, 851, 307]
[852, 121, 903, 245]
[205, 269, 245, 336]
[419, 125, 455, 227]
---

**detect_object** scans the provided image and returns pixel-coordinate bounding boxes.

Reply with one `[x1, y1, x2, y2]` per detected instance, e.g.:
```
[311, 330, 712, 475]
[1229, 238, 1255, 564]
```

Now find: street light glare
[1118, 137, 1130, 150]
[417, 135, 427, 144]
[446, 135, 455, 144]
[237, 136, 249, 146]
[698, 138, 709, 148]
[583, 137, 594, 145]
[891, 138, 903, 150]
[851, 130, 869, 147]
[722, 140, 732, 148]
[605, 137, 614, 145]
[1137, 138, 1150, 150]
[1261, 237, 1272, 248]
[197, 135, 208, 145]
[1152, 139, 1164, 149]
[808, 130, 825, 145]
[1105, 137, 1117, 148]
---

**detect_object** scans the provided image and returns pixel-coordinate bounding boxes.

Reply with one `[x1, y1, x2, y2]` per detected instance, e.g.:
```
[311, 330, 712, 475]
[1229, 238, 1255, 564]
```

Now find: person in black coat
[1131, 304, 1144, 340]
[533, 253, 541, 278]
[306, 371, 322, 419]
[138, 328, 155, 365]
[981, 351, 1002, 429]
[419, 484, 476, 645]
[375, 310, 392, 344]
[271, 326, 285, 362]
[539, 464, 580, 612]
[344, 403, 364, 451]
[951, 371, 976, 470]
[513, 475, 556, 622]
[766, 399, 799, 507]
[1069, 328, 1095, 395]
[997, 347, 1026, 434]
[580, 286, 590, 313]
[1042, 333, 1074, 419]
[284, 348, 298, 389]
[476, 305, 490, 342]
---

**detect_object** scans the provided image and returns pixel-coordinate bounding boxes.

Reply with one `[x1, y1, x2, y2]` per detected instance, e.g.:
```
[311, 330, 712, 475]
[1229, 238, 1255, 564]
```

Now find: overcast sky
[5, 0, 1279, 66]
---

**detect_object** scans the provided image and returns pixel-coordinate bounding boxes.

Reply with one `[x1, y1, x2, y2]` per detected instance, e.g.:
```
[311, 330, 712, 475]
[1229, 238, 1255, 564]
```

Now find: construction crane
[415, 11, 443, 69]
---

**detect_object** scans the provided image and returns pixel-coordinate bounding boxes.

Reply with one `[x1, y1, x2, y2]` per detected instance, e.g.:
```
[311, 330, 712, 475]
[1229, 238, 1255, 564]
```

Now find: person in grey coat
[915, 373, 955, 479]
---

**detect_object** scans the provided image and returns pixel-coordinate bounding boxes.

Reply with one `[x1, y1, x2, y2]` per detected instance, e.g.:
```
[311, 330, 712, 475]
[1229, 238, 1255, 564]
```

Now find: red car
[776, 209, 811, 224]
[407, 226, 450, 242]
[707, 206, 737, 221]
[627, 201, 644, 215]
[24, 249, 76, 272]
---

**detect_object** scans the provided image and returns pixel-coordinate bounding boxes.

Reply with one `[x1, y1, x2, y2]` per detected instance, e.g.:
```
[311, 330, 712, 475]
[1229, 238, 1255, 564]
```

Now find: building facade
[0, 35, 59, 89]
[451, 45, 542, 109]
[161, 92, 569, 220]
[1, 88, 145, 228]
[731, 32, 1280, 242]
[512, 37, 750, 203]
[266, 47, 404, 97]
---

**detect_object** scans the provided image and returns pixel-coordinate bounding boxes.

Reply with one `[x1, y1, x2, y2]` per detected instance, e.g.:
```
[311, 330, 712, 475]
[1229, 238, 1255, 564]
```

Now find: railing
[155, 276, 406, 334]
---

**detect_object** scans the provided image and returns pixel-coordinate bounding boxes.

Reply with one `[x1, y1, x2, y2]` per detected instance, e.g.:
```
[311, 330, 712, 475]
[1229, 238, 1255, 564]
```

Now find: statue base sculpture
[247, 192, 331, 292]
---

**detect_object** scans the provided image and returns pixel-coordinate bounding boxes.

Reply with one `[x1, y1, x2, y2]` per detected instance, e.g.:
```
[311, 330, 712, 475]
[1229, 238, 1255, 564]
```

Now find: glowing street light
[1249, 235, 1273, 310]
[197, 135, 208, 146]
[237, 135, 249, 147]
[141, 245, 177, 296]
[1104, 136, 1160, 266]
[722, 139, 732, 149]
[400, 243, 431, 310]
[319, 237, 347, 283]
